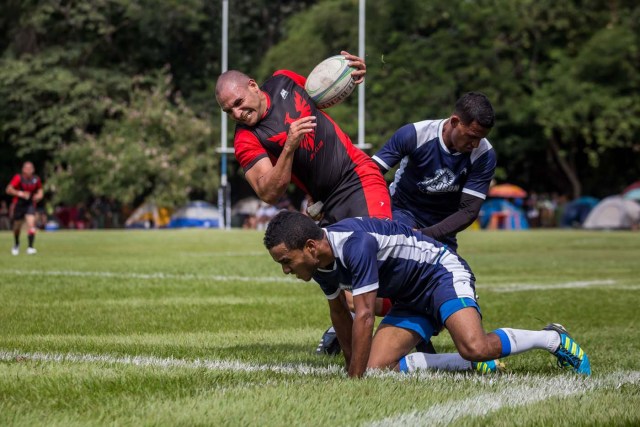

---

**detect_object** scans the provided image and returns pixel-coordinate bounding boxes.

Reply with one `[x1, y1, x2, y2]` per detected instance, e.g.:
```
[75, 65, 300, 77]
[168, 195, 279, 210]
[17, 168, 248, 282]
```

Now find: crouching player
[264, 211, 591, 378]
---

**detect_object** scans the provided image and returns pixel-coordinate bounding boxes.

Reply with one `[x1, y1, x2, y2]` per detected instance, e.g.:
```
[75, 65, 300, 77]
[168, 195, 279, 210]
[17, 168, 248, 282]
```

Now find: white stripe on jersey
[327, 230, 454, 268]
[462, 188, 487, 199]
[470, 139, 493, 163]
[439, 251, 475, 299]
[371, 155, 391, 172]
[389, 156, 409, 197]
[352, 282, 380, 296]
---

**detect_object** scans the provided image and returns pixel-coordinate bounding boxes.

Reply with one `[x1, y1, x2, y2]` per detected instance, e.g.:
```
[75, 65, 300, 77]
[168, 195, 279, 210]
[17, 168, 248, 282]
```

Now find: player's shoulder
[269, 70, 306, 88]
[412, 119, 445, 149]
[470, 138, 496, 164]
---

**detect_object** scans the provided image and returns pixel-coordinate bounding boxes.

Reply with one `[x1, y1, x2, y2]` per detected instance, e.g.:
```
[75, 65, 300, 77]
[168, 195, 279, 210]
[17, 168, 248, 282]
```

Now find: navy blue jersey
[372, 120, 496, 228]
[313, 217, 476, 310]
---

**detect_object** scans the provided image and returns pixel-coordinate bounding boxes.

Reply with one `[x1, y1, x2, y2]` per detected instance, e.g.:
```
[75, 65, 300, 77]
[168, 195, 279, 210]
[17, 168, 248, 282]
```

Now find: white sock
[400, 352, 472, 372]
[494, 328, 560, 357]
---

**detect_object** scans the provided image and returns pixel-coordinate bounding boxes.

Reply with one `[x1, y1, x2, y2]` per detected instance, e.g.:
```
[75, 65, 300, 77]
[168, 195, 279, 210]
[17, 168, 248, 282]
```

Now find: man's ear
[304, 238, 317, 255]
[247, 79, 259, 92]
[450, 115, 461, 128]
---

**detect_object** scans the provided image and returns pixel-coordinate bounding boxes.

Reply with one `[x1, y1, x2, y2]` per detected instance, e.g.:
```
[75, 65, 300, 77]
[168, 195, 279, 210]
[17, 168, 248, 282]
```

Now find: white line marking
[176, 251, 266, 257]
[0, 269, 295, 284]
[368, 371, 640, 426]
[0, 349, 342, 376]
[483, 279, 619, 292]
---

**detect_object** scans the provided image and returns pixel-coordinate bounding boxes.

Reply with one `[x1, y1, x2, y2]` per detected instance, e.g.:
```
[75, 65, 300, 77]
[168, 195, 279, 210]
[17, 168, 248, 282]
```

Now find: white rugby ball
[305, 55, 356, 109]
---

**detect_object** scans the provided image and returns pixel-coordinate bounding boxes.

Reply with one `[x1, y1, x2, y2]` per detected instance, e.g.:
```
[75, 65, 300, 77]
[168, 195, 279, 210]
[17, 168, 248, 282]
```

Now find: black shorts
[318, 172, 391, 226]
[11, 203, 36, 221]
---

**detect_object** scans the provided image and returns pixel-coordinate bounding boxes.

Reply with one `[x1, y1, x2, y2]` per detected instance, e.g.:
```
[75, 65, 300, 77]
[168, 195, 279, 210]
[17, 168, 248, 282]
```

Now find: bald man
[6, 162, 43, 255]
[215, 51, 391, 226]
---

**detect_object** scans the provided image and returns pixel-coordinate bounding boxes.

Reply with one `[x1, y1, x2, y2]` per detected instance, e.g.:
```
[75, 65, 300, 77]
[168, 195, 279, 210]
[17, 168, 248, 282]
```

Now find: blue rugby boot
[544, 323, 591, 376]
[472, 359, 505, 374]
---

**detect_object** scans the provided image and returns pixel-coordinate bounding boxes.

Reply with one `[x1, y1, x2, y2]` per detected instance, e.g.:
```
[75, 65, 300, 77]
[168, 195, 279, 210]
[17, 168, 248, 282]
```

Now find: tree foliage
[49, 70, 215, 206]
[1, 0, 313, 205]
[258, 0, 640, 197]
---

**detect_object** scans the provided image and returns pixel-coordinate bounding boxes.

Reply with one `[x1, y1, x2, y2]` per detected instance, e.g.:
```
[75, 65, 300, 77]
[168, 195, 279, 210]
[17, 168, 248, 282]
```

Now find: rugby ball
[305, 55, 357, 109]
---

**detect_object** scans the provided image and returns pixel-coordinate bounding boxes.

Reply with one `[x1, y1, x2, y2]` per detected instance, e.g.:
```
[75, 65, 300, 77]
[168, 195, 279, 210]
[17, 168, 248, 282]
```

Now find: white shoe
[26, 247, 37, 255]
[11, 246, 19, 256]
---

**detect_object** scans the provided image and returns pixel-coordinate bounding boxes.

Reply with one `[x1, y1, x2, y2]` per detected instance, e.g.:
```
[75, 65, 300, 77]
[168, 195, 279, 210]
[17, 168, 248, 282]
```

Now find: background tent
[479, 199, 529, 230]
[125, 202, 172, 229]
[623, 188, 640, 202]
[622, 181, 640, 194]
[583, 196, 640, 230]
[168, 201, 219, 228]
[560, 196, 599, 228]
[489, 184, 527, 199]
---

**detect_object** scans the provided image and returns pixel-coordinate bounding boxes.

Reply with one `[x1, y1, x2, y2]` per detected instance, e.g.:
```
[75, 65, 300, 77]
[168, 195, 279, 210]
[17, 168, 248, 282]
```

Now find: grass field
[1, 228, 639, 426]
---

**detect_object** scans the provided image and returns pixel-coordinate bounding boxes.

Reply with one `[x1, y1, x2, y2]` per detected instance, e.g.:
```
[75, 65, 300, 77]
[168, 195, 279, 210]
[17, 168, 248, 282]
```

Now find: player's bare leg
[11, 219, 23, 255]
[444, 306, 590, 375]
[368, 323, 499, 373]
[444, 307, 502, 360]
[367, 324, 421, 371]
[25, 214, 37, 254]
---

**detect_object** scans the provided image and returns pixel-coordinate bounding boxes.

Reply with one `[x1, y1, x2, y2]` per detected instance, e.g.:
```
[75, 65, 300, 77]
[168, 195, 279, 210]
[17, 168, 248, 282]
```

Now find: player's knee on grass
[367, 324, 422, 371]
[444, 305, 501, 361]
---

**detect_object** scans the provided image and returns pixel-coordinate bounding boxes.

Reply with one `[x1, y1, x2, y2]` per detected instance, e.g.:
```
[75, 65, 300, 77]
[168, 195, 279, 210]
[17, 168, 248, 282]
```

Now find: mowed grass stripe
[368, 370, 640, 426]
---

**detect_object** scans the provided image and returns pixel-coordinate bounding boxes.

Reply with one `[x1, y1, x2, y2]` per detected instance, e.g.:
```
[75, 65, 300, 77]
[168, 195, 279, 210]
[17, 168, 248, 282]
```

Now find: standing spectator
[0, 201, 10, 230]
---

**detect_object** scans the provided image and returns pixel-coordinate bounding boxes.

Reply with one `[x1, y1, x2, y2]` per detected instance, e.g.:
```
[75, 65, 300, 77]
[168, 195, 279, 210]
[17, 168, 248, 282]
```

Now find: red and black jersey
[9, 174, 42, 207]
[234, 70, 390, 223]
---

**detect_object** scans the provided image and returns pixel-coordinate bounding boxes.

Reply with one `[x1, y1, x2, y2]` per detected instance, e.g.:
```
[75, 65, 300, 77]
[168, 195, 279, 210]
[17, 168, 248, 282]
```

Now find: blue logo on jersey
[417, 168, 461, 193]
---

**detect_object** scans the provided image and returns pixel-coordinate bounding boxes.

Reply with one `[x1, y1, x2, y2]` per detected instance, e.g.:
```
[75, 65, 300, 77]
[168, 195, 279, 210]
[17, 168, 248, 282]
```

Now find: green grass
[1, 229, 639, 426]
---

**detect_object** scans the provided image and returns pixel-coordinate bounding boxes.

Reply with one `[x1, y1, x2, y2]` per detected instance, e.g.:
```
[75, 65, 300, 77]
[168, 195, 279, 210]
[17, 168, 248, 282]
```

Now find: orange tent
[489, 184, 527, 199]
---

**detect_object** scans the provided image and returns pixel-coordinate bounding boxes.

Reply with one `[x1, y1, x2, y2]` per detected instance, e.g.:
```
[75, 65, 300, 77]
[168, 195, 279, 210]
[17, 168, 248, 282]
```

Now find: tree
[49, 70, 216, 206]
[257, 0, 640, 197]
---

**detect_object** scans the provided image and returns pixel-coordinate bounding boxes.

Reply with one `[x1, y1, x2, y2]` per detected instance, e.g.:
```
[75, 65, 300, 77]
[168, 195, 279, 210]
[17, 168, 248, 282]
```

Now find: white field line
[369, 370, 640, 426]
[176, 251, 267, 257]
[0, 269, 295, 284]
[0, 349, 342, 376]
[483, 279, 619, 292]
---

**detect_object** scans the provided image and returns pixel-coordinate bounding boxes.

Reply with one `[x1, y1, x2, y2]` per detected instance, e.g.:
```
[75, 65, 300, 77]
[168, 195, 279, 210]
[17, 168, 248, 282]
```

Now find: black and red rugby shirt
[8, 174, 42, 208]
[233, 70, 386, 213]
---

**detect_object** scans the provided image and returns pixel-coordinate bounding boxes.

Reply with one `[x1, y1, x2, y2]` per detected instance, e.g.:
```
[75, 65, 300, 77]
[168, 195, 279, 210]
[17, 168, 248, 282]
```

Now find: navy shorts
[379, 258, 481, 341]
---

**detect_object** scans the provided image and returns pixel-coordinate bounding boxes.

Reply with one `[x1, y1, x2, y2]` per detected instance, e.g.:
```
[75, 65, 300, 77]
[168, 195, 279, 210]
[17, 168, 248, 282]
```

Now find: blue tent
[167, 201, 219, 228]
[479, 199, 529, 230]
[560, 196, 599, 228]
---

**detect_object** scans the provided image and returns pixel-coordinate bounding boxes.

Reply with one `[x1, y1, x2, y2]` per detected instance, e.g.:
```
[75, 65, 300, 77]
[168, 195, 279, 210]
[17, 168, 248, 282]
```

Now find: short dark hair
[264, 211, 324, 250]
[454, 92, 495, 129]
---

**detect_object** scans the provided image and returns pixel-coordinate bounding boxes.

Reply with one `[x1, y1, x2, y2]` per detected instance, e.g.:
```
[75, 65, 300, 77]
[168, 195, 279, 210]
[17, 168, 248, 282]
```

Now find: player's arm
[371, 124, 417, 175]
[419, 193, 484, 240]
[327, 291, 354, 369]
[236, 117, 316, 205]
[342, 233, 380, 378]
[5, 176, 28, 199]
[33, 179, 44, 202]
[349, 289, 377, 378]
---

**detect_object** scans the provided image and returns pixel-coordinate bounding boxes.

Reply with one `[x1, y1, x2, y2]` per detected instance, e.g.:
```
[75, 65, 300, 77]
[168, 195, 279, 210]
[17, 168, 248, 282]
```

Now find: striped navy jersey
[372, 119, 496, 228]
[313, 217, 475, 306]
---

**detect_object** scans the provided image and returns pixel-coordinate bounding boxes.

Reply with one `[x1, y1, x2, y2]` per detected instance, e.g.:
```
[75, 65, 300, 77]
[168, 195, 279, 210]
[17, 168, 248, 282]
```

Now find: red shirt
[9, 174, 42, 207]
[234, 70, 381, 205]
